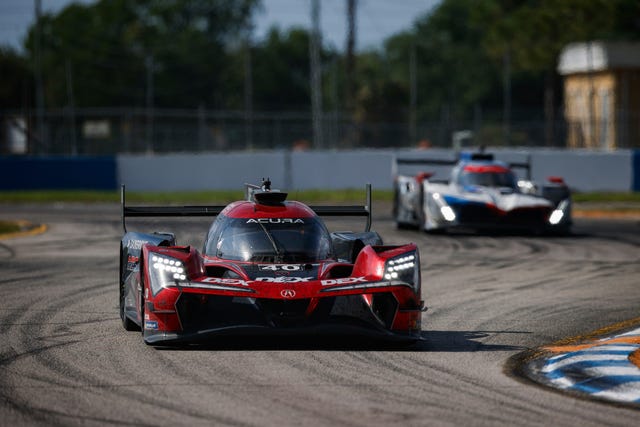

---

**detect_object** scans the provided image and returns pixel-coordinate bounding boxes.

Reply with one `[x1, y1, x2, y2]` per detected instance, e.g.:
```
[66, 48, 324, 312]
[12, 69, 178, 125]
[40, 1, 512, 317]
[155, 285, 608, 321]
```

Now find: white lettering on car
[246, 218, 305, 224]
[259, 264, 303, 271]
[254, 277, 313, 283]
[127, 239, 145, 250]
[321, 277, 367, 286]
[200, 277, 250, 286]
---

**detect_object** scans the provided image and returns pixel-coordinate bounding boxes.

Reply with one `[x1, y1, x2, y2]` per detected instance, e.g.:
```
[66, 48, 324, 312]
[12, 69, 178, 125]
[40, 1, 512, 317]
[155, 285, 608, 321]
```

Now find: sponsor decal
[321, 277, 367, 286]
[246, 218, 304, 224]
[196, 276, 315, 287]
[259, 264, 304, 271]
[280, 289, 296, 298]
[201, 277, 250, 287]
[145, 320, 158, 330]
[126, 239, 145, 250]
[255, 277, 312, 283]
[126, 255, 140, 271]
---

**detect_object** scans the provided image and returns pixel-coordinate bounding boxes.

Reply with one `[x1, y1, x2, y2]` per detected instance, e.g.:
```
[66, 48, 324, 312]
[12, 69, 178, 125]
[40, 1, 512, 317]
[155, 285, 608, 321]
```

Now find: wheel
[120, 280, 139, 331]
[140, 284, 146, 338]
[140, 280, 154, 345]
[119, 245, 139, 331]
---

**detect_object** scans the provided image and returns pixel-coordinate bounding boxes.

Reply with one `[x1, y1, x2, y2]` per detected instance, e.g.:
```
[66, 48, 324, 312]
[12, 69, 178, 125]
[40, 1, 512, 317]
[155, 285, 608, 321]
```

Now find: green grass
[0, 189, 637, 204]
[571, 192, 640, 203]
[0, 189, 393, 204]
[0, 220, 21, 234]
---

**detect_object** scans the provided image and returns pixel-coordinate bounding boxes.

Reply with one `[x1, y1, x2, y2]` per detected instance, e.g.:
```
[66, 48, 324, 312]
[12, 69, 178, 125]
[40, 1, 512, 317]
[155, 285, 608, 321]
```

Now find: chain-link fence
[2, 107, 636, 155]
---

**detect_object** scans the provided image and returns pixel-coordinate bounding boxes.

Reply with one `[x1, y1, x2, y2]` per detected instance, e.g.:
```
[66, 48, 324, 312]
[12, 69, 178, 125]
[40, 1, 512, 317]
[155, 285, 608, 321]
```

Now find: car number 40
[259, 264, 303, 271]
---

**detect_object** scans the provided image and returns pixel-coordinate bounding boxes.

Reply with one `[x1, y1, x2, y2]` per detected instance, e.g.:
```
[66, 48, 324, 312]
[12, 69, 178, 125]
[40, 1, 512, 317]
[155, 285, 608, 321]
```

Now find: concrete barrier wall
[289, 150, 394, 190]
[0, 149, 638, 192]
[530, 150, 633, 192]
[117, 149, 638, 193]
[117, 152, 288, 191]
[484, 149, 634, 192]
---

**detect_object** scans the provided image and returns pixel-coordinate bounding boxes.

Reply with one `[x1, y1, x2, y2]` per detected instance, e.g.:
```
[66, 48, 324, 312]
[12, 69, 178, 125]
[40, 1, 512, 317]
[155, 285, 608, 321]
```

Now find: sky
[0, 0, 439, 52]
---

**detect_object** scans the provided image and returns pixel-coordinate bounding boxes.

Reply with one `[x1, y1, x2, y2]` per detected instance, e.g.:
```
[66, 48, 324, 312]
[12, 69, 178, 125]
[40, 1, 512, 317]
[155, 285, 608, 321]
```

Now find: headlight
[148, 254, 188, 295]
[549, 199, 570, 225]
[432, 193, 456, 222]
[384, 250, 420, 291]
[440, 206, 456, 222]
[549, 210, 563, 225]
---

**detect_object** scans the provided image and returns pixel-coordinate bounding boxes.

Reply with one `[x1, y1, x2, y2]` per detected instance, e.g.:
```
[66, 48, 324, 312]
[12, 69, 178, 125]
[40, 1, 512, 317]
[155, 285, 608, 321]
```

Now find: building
[558, 41, 640, 150]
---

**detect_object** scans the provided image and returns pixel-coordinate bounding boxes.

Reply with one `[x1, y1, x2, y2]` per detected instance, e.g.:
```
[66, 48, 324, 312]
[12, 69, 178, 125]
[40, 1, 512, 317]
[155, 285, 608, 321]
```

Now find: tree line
[1, 0, 638, 142]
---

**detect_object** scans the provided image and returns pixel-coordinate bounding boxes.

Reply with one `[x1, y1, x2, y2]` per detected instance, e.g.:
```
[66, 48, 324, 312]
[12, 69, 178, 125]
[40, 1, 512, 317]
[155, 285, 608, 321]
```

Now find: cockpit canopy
[204, 214, 334, 263]
[455, 164, 518, 189]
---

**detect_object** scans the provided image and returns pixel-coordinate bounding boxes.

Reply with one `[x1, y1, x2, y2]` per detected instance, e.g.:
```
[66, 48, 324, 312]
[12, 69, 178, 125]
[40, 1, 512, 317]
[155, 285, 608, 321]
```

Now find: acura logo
[280, 289, 296, 298]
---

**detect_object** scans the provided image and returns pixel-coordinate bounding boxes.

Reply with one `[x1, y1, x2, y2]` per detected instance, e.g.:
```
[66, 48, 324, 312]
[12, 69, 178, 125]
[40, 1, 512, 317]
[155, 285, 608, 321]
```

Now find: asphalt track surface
[0, 202, 639, 426]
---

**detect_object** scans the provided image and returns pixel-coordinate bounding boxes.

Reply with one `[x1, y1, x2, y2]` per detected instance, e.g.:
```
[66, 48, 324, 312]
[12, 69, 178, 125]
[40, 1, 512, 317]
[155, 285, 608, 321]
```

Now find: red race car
[119, 180, 424, 345]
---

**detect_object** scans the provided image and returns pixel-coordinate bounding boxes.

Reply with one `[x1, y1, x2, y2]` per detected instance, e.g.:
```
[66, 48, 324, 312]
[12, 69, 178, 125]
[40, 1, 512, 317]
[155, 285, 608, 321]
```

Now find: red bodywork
[130, 197, 424, 344]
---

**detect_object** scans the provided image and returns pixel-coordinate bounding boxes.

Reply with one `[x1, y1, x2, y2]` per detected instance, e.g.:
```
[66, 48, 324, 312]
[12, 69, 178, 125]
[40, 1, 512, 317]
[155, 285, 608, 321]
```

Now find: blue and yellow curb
[516, 319, 640, 406]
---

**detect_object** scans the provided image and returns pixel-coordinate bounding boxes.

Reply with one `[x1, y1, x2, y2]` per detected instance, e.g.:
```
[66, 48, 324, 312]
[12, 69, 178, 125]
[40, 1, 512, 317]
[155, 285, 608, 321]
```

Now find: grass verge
[0, 220, 21, 234]
[572, 192, 640, 203]
[0, 189, 638, 204]
[0, 189, 393, 204]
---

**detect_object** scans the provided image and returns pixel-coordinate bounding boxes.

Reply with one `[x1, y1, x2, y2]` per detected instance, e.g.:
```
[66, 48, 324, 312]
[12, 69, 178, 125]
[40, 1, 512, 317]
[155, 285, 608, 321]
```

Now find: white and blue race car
[393, 152, 572, 234]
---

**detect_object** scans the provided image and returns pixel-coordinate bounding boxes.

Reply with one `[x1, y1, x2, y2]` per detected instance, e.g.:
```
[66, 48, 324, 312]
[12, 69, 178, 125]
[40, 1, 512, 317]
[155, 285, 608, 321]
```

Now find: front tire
[120, 280, 139, 331]
[119, 245, 139, 331]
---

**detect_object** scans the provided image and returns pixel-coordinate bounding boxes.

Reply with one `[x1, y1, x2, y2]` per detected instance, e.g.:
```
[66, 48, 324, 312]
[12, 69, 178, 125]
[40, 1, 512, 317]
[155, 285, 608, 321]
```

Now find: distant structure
[558, 41, 640, 150]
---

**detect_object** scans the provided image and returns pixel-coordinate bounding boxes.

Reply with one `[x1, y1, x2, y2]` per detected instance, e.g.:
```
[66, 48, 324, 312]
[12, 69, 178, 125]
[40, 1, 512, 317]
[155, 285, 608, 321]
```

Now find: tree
[23, 0, 260, 108]
[383, 0, 500, 122]
[251, 27, 313, 110]
[477, 0, 640, 144]
[376, 0, 640, 146]
[0, 48, 33, 109]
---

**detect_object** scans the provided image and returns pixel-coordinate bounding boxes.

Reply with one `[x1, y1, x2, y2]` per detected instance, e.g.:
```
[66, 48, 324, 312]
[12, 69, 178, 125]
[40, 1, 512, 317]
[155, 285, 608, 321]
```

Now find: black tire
[119, 245, 139, 331]
[120, 281, 139, 331]
[393, 187, 421, 230]
[140, 283, 146, 337]
[417, 186, 427, 231]
[140, 283, 154, 346]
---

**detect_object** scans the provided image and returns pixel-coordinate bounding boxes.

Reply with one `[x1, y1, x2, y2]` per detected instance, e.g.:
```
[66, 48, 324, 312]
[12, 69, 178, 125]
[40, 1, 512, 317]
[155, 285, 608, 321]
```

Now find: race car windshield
[204, 216, 333, 263]
[461, 171, 517, 188]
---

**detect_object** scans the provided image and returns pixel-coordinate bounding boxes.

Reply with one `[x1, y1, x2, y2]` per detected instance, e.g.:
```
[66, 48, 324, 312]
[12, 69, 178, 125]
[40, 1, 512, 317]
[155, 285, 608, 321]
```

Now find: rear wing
[121, 184, 372, 233]
[395, 157, 457, 167]
[508, 158, 532, 180]
[394, 152, 532, 180]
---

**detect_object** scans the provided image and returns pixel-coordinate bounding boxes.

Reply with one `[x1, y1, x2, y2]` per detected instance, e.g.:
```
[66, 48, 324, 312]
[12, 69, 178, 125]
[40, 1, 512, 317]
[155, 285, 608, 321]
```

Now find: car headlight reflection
[148, 254, 188, 295]
[384, 251, 420, 292]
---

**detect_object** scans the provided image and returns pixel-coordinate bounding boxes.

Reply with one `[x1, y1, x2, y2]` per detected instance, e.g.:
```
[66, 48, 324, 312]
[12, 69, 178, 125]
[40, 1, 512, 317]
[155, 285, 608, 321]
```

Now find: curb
[515, 318, 640, 406]
[573, 209, 640, 220]
[0, 221, 48, 240]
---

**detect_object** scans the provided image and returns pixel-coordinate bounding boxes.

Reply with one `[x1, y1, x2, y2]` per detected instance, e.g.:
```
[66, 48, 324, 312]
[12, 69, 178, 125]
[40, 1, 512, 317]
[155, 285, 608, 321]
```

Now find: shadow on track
[418, 330, 528, 352]
[151, 329, 527, 353]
